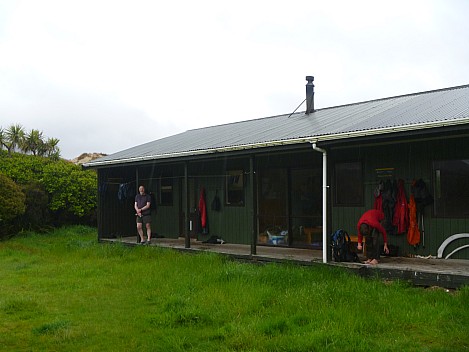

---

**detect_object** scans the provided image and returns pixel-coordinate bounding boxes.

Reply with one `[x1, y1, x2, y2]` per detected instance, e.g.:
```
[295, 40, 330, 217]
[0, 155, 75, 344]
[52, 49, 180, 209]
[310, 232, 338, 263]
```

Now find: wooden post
[250, 155, 257, 255]
[184, 163, 190, 248]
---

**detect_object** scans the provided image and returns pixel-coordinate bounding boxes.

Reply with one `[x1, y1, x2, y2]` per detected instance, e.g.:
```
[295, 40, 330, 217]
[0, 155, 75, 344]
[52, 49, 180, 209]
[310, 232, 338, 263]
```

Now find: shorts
[136, 215, 152, 224]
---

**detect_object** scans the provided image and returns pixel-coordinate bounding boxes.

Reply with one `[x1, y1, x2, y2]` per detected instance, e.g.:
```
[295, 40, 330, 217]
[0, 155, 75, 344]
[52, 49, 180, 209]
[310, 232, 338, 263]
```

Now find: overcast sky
[1, 0, 468, 159]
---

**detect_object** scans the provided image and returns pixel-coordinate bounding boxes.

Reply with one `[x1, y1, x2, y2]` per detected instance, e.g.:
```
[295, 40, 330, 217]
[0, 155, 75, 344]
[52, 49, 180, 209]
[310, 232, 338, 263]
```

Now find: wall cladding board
[331, 137, 469, 259]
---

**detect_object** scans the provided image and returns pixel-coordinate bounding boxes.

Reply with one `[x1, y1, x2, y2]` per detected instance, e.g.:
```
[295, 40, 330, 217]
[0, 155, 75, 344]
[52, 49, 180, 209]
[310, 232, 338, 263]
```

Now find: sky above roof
[1, 0, 468, 159]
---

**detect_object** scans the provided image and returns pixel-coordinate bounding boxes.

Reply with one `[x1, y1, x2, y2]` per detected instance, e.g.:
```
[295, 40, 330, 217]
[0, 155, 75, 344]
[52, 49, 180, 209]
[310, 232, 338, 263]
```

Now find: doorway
[257, 167, 322, 248]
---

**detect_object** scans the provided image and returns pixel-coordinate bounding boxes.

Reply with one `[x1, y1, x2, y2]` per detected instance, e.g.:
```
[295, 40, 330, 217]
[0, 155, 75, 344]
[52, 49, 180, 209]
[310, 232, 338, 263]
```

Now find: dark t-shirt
[135, 194, 151, 216]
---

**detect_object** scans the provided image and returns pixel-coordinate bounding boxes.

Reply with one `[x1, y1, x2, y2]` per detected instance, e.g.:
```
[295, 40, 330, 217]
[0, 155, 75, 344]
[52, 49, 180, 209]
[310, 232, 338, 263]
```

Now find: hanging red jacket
[373, 181, 384, 211]
[198, 187, 207, 229]
[393, 179, 409, 234]
[373, 193, 383, 211]
[407, 194, 420, 246]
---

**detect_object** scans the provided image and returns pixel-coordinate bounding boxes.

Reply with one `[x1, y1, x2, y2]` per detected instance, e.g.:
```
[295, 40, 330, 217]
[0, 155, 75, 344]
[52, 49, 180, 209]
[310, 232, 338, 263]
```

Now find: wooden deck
[101, 236, 469, 289]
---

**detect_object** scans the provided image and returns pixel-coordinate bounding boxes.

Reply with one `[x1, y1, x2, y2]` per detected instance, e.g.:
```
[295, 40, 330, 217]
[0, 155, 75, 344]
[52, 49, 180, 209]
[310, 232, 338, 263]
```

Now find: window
[159, 176, 173, 206]
[433, 160, 469, 217]
[334, 162, 363, 206]
[225, 170, 244, 206]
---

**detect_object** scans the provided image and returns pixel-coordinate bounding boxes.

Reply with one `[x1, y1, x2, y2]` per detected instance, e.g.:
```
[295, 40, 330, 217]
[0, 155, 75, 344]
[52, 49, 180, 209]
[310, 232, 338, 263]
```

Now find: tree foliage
[0, 172, 26, 223]
[0, 150, 97, 236]
[42, 160, 97, 217]
[0, 123, 60, 159]
[20, 181, 50, 230]
[0, 150, 52, 184]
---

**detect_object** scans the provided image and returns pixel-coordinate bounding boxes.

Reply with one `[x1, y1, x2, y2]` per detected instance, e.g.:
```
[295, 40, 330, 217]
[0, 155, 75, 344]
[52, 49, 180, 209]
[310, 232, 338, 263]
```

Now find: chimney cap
[306, 76, 314, 83]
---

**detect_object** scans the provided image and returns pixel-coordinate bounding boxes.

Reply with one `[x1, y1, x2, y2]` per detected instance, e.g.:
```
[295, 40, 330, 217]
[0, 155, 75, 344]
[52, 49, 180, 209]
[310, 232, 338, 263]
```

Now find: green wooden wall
[330, 137, 469, 259]
[96, 137, 469, 259]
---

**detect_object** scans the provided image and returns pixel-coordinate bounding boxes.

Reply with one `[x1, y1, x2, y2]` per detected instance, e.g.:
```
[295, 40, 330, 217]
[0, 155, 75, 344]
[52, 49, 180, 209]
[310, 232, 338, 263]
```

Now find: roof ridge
[309, 83, 469, 114]
[188, 83, 469, 126]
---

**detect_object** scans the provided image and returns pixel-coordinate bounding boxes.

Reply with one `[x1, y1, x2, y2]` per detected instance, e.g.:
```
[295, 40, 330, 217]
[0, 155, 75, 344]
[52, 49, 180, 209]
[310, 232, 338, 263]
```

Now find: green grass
[1, 226, 468, 351]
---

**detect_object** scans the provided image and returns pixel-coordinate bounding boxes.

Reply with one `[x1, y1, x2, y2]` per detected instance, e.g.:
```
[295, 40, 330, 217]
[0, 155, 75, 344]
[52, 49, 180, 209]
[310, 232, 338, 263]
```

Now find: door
[289, 168, 322, 248]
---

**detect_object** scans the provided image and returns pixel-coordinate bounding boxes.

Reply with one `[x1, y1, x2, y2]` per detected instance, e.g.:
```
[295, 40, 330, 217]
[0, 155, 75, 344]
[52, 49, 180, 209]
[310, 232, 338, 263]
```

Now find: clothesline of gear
[373, 178, 433, 249]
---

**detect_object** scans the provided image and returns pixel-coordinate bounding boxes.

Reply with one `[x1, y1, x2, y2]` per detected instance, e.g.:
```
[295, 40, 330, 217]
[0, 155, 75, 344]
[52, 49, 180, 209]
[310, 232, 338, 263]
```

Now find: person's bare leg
[146, 223, 152, 243]
[369, 259, 379, 265]
[137, 223, 145, 242]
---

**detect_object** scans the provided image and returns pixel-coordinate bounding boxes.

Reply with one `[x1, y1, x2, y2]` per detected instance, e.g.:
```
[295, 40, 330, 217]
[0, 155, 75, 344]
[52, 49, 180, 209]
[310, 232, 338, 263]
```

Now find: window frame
[334, 161, 364, 206]
[225, 169, 245, 206]
[433, 159, 469, 218]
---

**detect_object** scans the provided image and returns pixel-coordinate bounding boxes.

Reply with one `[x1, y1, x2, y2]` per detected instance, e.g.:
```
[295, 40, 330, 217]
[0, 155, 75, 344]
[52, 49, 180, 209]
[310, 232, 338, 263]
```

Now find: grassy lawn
[1, 226, 468, 351]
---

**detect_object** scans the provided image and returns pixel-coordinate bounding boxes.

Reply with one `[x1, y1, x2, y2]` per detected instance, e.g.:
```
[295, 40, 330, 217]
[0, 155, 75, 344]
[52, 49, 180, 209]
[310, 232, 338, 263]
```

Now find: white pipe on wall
[311, 142, 328, 264]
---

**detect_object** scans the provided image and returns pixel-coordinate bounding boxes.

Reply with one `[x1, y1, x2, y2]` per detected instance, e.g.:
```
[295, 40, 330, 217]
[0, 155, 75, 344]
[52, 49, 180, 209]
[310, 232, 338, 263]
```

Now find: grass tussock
[1, 225, 468, 351]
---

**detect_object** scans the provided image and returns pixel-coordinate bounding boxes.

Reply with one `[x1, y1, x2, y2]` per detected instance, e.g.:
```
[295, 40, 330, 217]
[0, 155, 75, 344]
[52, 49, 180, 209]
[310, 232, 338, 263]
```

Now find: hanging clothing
[374, 193, 383, 211]
[381, 179, 397, 236]
[198, 187, 207, 229]
[411, 179, 433, 214]
[373, 181, 384, 211]
[407, 194, 420, 246]
[211, 190, 221, 211]
[118, 182, 134, 201]
[393, 179, 409, 234]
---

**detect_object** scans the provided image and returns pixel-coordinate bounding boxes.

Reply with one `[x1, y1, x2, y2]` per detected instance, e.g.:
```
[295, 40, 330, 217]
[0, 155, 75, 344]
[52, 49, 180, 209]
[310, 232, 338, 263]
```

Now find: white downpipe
[312, 142, 328, 263]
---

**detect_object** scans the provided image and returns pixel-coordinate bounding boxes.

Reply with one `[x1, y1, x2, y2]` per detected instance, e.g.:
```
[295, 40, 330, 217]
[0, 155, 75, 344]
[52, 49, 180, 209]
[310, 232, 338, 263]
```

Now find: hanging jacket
[357, 209, 388, 244]
[374, 193, 383, 211]
[407, 194, 420, 246]
[381, 179, 397, 236]
[198, 187, 207, 229]
[373, 181, 383, 211]
[393, 179, 409, 234]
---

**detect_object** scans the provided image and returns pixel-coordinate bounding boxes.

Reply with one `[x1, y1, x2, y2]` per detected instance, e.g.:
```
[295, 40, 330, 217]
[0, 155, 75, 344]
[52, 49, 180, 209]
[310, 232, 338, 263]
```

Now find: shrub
[42, 160, 97, 218]
[20, 181, 50, 231]
[0, 172, 26, 237]
[0, 172, 26, 222]
[0, 151, 98, 232]
[0, 150, 50, 184]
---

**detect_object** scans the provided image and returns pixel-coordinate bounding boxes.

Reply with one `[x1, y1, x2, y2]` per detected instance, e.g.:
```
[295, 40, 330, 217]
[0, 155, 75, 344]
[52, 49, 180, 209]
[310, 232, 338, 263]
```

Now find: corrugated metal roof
[84, 84, 469, 167]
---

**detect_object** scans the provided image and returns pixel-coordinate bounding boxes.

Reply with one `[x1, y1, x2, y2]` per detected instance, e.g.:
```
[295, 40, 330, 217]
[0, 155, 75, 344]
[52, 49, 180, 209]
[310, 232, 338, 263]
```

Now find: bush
[0, 151, 98, 233]
[20, 181, 51, 231]
[42, 160, 97, 218]
[0, 172, 26, 237]
[0, 150, 51, 184]
[0, 172, 26, 222]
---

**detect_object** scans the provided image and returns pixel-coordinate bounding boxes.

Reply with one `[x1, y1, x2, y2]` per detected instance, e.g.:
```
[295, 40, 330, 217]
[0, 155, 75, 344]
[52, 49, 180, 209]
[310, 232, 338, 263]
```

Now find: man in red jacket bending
[357, 209, 389, 265]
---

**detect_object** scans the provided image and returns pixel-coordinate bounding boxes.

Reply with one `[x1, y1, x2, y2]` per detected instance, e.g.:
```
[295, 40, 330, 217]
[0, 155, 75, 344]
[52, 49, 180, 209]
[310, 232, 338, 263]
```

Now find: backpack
[330, 229, 359, 263]
[411, 178, 433, 212]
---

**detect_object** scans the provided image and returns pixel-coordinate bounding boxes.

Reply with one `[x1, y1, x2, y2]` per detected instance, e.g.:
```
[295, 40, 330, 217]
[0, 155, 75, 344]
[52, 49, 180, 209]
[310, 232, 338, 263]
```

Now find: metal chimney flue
[305, 76, 315, 114]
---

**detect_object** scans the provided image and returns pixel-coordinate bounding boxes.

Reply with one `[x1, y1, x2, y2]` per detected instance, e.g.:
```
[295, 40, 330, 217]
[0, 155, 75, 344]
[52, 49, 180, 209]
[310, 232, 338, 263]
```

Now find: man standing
[357, 209, 389, 264]
[135, 185, 152, 244]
